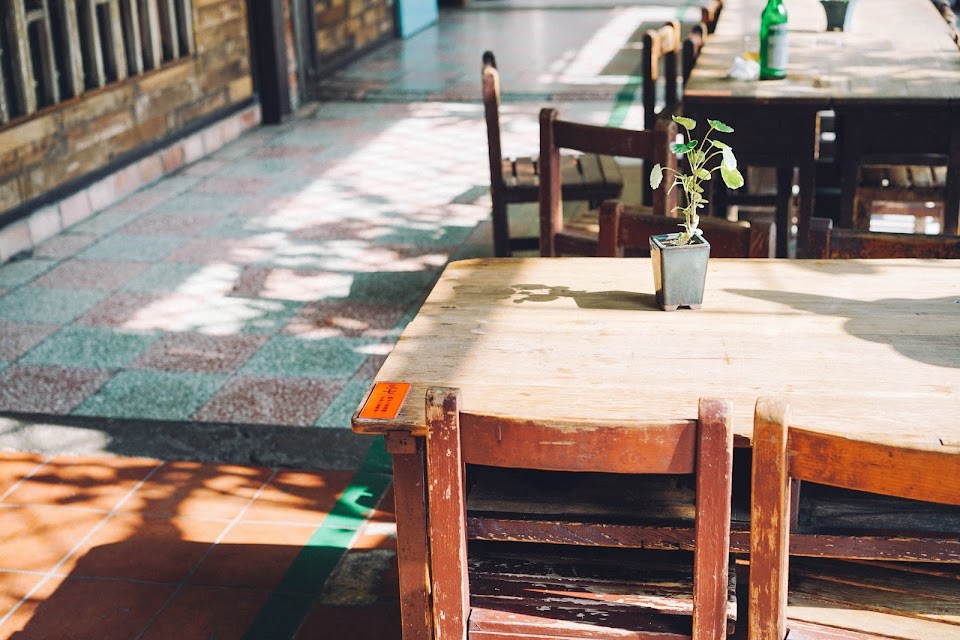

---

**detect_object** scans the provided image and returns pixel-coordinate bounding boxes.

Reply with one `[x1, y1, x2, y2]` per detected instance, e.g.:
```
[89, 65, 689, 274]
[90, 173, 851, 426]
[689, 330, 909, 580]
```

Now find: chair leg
[774, 168, 793, 258]
[491, 196, 511, 257]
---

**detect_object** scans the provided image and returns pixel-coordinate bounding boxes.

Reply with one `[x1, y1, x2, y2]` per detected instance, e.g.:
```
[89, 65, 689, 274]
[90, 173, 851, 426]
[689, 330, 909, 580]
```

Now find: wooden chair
[640, 20, 681, 205]
[700, 0, 723, 34]
[749, 397, 960, 640]
[425, 387, 736, 640]
[835, 105, 960, 239]
[806, 217, 960, 258]
[539, 108, 677, 256]
[597, 200, 775, 258]
[482, 51, 624, 256]
[683, 22, 708, 86]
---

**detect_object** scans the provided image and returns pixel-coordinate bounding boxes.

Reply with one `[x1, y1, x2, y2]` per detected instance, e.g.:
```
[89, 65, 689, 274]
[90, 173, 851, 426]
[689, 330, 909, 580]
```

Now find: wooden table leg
[386, 433, 433, 640]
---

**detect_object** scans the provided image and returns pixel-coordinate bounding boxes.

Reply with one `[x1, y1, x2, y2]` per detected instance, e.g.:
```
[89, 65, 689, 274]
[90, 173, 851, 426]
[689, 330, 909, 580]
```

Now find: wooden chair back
[806, 216, 960, 258]
[598, 200, 775, 258]
[700, 0, 723, 33]
[641, 20, 681, 206]
[539, 107, 677, 256]
[749, 397, 960, 640]
[641, 20, 681, 130]
[483, 51, 624, 256]
[426, 387, 735, 639]
[836, 106, 960, 238]
[683, 22, 708, 84]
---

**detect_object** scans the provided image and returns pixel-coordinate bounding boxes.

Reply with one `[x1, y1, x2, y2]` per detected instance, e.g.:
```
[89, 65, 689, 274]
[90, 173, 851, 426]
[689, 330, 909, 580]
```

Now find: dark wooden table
[683, 0, 960, 256]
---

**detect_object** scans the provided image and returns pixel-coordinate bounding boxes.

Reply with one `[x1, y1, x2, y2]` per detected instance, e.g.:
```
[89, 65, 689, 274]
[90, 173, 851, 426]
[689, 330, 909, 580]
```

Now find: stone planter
[650, 233, 711, 311]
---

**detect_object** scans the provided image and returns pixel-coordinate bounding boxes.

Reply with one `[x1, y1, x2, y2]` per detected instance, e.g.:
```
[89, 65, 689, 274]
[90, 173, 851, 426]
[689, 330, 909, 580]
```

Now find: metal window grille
[0, 0, 194, 125]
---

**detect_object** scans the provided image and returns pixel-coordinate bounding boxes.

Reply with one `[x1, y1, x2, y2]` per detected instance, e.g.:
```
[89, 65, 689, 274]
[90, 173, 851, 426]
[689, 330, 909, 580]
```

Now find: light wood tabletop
[354, 257, 960, 448]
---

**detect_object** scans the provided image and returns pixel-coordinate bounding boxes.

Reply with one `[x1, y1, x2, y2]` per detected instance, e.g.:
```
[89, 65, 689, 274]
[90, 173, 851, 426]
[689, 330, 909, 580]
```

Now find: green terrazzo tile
[315, 378, 371, 428]
[19, 326, 158, 369]
[212, 298, 303, 335]
[121, 263, 243, 295]
[149, 192, 246, 214]
[0, 287, 108, 324]
[240, 335, 368, 379]
[346, 270, 439, 306]
[69, 210, 141, 235]
[0, 258, 58, 287]
[374, 225, 474, 247]
[78, 235, 185, 262]
[0, 362, 8, 373]
[73, 370, 228, 421]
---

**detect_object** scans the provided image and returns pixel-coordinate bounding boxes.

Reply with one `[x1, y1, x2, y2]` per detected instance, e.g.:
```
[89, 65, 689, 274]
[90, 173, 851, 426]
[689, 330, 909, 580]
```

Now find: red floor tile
[0, 575, 175, 639]
[0, 505, 107, 572]
[241, 469, 354, 526]
[119, 461, 272, 520]
[2, 456, 160, 511]
[190, 523, 317, 589]
[0, 453, 45, 498]
[139, 584, 271, 640]
[0, 571, 48, 620]
[62, 513, 226, 582]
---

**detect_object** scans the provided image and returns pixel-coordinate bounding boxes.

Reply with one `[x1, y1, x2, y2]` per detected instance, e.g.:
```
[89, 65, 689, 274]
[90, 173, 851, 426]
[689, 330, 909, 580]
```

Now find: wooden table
[683, 0, 960, 256]
[353, 257, 960, 640]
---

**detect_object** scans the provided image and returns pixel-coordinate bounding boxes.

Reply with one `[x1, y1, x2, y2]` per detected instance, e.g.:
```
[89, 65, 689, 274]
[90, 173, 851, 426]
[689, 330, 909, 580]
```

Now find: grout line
[239, 437, 393, 640]
[132, 467, 281, 640]
[0, 457, 167, 630]
[0, 454, 55, 503]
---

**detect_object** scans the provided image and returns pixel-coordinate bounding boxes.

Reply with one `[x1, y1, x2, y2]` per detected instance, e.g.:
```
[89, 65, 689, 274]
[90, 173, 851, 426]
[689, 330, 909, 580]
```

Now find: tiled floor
[0, 2, 703, 637]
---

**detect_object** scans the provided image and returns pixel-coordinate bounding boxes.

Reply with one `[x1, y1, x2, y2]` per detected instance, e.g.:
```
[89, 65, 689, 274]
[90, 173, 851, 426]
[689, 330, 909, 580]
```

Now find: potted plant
[648, 115, 744, 310]
[819, 0, 855, 31]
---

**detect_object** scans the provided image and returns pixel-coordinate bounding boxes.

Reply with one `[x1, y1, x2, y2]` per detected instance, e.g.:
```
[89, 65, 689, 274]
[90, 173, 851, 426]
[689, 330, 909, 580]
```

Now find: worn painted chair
[749, 397, 960, 640]
[425, 387, 736, 640]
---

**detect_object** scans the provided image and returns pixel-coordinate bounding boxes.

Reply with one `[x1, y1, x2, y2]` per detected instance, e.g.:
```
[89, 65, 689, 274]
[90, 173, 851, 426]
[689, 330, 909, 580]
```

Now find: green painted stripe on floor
[242, 435, 393, 639]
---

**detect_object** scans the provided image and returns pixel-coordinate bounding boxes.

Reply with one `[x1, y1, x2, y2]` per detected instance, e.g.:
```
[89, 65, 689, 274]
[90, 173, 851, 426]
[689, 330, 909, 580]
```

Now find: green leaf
[671, 140, 698, 155]
[696, 168, 711, 180]
[710, 140, 730, 150]
[708, 119, 734, 133]
[721, 165, 745, 189]
[672, 115, 696, 130]
[650, 163, 664, 189]
[689, 149, 706, 167]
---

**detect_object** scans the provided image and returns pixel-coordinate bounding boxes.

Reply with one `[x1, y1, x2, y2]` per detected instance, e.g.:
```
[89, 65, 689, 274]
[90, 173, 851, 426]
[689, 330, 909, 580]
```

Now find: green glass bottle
[759, 0, 789, 80]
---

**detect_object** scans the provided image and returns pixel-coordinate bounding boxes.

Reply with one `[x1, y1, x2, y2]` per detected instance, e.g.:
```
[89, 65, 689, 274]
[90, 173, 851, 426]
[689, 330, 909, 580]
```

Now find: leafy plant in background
[649, 115, 745, 245]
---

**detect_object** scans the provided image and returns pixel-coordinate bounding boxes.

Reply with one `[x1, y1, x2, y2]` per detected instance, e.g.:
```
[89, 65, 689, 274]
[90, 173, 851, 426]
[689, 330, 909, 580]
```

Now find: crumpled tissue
[727, 56, 760, 81]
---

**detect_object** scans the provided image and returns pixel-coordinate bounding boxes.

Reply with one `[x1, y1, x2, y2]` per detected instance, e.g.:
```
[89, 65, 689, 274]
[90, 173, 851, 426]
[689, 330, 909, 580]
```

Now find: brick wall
[0, 0, 255, 220]
[314, 0, 395, 65]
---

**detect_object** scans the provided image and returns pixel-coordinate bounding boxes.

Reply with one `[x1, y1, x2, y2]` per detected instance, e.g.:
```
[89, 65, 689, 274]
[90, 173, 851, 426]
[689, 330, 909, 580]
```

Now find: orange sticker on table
[358, 382, 411, 420]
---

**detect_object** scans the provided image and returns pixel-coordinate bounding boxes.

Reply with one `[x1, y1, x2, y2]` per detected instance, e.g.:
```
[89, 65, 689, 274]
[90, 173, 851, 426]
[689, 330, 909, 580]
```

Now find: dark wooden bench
[483, 51, 624, 256]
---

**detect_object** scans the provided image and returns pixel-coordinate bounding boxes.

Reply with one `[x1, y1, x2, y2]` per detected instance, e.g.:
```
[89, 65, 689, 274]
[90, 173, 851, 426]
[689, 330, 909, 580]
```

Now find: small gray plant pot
[820, 0, 855, 31]
[649, 233, 711, 311]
